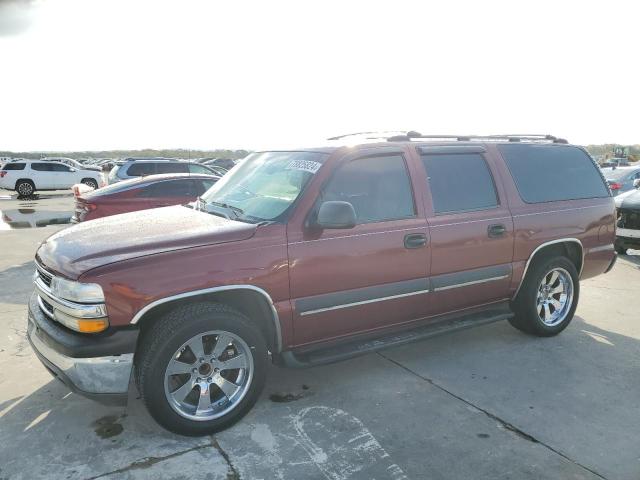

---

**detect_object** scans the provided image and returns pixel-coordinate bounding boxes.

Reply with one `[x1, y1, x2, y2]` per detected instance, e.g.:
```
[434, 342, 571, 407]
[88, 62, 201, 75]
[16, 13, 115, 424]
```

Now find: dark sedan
[72, 173, 218, 222]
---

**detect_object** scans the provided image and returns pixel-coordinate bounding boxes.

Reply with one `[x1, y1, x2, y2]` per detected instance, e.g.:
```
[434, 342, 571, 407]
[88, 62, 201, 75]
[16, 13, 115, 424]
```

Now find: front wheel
[135, 303, 268, 436]
[509, 256, 579, 336]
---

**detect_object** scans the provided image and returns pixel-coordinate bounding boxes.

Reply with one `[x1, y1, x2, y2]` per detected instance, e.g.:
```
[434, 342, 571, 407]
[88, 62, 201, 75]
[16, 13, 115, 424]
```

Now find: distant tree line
[0, 149, 251, 160]
[1, 145, 638, 162]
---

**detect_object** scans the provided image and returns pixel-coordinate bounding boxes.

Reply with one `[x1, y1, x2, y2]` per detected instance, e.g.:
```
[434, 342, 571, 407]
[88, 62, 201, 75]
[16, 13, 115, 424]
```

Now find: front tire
[135, 303, 268, 436]
[509, 256, 579, 336]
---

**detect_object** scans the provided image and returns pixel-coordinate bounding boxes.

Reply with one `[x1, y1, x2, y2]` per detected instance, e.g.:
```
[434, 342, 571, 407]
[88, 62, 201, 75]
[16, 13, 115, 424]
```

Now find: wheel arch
[512, 238, 583, 300]
[15, 178, 35, 189]
[131, 285, 283, 353]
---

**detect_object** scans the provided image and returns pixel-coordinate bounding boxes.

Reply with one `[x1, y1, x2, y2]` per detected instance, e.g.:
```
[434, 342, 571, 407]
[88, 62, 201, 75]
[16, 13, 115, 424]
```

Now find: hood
[82, 166, 102, 172]
[37, 205, 257, 279]
[615, 189, 640, 210]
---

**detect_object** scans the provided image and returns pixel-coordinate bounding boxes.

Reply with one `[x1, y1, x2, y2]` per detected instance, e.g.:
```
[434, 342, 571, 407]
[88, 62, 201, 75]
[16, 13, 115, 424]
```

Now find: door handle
[404, 233, 427, 249]
[487, 224, 507, 238]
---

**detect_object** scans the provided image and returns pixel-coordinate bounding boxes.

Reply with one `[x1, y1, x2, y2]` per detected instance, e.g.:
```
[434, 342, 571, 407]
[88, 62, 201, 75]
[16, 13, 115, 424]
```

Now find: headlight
[50, 277, 105, 303]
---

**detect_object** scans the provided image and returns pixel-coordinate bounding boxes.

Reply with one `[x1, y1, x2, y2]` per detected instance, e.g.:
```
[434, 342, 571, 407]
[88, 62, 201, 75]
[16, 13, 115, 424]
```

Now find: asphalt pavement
[1, 191, 638, 480]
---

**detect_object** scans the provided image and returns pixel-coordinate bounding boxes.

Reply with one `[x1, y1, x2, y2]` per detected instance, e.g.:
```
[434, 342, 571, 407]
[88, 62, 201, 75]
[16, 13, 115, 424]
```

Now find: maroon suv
[27, 134, 617, 435]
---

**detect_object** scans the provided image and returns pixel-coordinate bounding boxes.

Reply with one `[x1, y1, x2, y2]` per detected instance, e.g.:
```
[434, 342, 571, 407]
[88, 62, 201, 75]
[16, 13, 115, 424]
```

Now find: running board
[279, 307, 513, 368]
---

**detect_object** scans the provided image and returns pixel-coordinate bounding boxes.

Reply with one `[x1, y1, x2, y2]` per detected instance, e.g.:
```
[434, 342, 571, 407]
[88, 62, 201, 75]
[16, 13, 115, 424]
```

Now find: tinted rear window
[499, 144, 609, 203]
[126, 163, 157, 176]
[3, 163, 26, 170]
[421, 153, 498, 214]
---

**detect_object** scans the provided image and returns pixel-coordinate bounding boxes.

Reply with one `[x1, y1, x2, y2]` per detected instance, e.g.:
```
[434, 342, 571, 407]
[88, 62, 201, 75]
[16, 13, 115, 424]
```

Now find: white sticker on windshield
[286, 160, 322, 174]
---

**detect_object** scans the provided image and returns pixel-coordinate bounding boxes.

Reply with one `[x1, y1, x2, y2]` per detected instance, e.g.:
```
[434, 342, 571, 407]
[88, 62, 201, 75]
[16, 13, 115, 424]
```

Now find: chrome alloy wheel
[536, 267, 574, 327]
[164, 330, 254, 421]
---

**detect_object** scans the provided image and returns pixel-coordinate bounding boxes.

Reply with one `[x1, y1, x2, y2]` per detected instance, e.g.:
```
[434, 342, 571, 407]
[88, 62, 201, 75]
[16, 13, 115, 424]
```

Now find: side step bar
[279, 307, 513, 368]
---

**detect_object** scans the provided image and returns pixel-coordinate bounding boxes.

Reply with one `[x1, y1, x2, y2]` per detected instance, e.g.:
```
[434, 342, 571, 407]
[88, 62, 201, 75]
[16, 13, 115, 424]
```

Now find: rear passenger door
[417, 146, 514, 315]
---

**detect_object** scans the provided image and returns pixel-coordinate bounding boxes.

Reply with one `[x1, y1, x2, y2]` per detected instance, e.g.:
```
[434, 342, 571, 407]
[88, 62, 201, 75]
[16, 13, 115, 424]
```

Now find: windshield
[200, 151, 328, 222]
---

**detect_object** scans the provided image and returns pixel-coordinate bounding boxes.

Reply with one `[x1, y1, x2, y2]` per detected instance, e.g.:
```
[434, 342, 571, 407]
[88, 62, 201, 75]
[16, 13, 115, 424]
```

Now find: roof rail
[327, 130, 408, 141]
[385, 132, 569, 144]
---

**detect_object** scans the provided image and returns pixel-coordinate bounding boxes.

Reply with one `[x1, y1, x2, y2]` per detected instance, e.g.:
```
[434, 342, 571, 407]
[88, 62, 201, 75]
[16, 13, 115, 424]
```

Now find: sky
[0, 0, 638, 152]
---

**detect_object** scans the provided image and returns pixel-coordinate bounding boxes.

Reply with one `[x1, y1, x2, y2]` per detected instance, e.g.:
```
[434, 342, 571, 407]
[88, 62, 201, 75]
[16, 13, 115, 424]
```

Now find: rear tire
[509, 256, 579, 337]
[135, 302, 268, 436]
[81, 178, 99, 189]
[15, 180, 34, 197]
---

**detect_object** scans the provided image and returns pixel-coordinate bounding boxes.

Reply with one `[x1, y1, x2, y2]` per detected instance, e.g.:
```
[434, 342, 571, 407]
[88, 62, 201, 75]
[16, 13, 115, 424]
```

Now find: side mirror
[314, 201, 356, 229]
[634, 178, 640, 189]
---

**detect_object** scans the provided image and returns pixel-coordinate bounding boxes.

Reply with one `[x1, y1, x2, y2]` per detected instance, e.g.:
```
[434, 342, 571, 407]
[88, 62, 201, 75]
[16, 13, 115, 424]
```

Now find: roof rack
[327, 131, 568, 144]
[385, 132, 569, 144]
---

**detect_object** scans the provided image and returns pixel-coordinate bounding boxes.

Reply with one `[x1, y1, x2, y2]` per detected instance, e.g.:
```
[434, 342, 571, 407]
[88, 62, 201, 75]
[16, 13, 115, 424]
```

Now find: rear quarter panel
[487, 143, 616, 292]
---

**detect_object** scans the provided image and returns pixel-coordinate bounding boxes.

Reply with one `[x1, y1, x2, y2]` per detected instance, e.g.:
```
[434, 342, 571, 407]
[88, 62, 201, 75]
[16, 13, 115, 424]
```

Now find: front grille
[618, 209, 640, 230]
[40, 297, 54, 315]
[36, 265, 53, 288]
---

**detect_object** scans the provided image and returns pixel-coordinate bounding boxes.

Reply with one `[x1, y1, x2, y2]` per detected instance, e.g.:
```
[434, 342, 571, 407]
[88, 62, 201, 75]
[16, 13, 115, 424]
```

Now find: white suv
[0, 160, 104, 196]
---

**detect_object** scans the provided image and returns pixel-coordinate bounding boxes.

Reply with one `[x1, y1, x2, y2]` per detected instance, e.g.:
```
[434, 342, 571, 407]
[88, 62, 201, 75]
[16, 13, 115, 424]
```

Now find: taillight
[609, 182, 622, 190]
[85, 203, 97, 212]
[0, 171, 7, 178]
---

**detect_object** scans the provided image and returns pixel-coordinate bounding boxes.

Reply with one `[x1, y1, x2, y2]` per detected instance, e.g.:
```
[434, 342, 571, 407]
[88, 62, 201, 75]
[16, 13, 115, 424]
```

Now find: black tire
[135, 302, 268, 436]
[15, 180, 35, 197]
[81, 178, 98, 189]
[509, 256, 579, 337]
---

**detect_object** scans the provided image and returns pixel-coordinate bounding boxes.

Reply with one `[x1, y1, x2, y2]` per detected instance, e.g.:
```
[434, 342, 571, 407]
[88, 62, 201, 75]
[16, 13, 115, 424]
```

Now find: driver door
[287, 150, 431, 347]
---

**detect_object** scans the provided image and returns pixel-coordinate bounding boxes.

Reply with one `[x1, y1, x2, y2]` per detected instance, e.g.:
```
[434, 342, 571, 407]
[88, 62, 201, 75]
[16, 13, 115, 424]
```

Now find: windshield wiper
[205, 200, 244, 220]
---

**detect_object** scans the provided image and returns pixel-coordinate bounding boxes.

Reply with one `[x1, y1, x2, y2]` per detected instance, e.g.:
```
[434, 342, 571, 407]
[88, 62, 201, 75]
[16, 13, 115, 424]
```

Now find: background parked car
[107, 158, 217, 184]
[601, 166, 640, 196]
[614, 179, 640, 254]
[0, 160, 104, 196]
[41, 157, 102, 172]
[73, 173, 218, 222]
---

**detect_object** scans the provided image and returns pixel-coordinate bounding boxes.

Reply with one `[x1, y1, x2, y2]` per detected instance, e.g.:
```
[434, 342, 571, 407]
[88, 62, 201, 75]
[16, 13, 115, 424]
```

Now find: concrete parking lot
[0, 192, 639, 480]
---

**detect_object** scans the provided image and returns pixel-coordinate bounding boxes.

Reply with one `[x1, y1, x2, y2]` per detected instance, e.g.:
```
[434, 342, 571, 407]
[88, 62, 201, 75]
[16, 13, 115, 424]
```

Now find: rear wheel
[135, 303, 268, 436]
[15, 180, 34, 197]
[615, 245, 627, 255]
[510, 256, 579, 336]
[81, 178, 98, 189]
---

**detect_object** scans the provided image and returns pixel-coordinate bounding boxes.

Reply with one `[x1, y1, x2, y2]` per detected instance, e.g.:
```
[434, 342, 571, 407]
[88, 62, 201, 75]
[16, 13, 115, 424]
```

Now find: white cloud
[0, 0, 638, 151]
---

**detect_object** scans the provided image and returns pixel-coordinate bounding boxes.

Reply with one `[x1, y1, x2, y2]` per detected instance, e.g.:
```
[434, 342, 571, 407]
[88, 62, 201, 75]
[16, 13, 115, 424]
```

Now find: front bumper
[616, 228, 640, 250]
[27, 293, 136, 405]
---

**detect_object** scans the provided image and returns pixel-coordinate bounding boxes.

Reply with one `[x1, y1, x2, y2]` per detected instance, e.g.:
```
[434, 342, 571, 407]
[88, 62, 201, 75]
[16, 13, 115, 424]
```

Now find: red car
[72, 173, 218, 222]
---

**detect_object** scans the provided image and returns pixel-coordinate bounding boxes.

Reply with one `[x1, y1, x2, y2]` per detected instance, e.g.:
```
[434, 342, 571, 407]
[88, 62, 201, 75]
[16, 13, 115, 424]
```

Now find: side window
[50, 163, 72, 172]
[188, 164, 211, 175]
[127, 163, 156, 176]
[498, 144, 609, 203]
[3, 163, 26, 171]
[421, 153, 498, 214]
[322, 154, 415, 224]
[157, 162, 189, 174]
[137, 180, 197, 198]
[31, 163, 53, 172]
